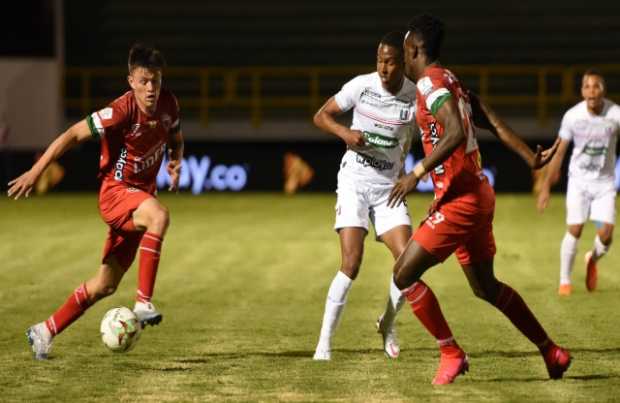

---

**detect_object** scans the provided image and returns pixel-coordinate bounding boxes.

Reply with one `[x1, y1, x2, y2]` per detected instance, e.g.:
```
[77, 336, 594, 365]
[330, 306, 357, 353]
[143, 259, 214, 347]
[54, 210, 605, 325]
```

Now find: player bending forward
[537, 70, 620, 295]
[8, 44, 184, 360]
[381, 14, 571, 384]
[313, 32, 461, 369]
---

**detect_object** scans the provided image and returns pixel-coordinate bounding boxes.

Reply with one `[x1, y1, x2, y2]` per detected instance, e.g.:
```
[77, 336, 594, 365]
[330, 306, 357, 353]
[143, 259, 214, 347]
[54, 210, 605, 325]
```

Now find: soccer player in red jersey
[381, 15, 571, 384]
[7, 44, 184, 360]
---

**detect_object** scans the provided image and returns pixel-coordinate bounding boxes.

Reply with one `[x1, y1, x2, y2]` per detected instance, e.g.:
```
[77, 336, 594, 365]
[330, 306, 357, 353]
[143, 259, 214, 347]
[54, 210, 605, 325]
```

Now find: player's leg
[376, 224, 410, 358]
[559, 224, 583, 295]
[131, 197, 170, 325]
[585, 184, 616, 291]
[461, 259, 571, 379]
[314, 227, 366, 360]
[394, 238, 468, 384]
[27, 256, 126, 360]
[560, 178, 588, 295]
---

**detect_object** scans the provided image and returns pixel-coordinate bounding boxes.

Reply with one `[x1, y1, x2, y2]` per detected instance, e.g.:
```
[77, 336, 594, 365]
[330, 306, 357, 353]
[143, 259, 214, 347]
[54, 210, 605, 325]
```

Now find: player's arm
[7, 120, 93, 199]
[469, 91, 559, 169]
[536, 137, 569, 212]
[313, 97, 365, 148]
[166, 129, 184, 192]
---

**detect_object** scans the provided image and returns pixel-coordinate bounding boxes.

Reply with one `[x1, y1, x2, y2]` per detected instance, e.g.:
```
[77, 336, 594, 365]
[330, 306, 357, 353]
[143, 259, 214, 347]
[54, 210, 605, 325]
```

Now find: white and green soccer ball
[100, 307, 142, 353]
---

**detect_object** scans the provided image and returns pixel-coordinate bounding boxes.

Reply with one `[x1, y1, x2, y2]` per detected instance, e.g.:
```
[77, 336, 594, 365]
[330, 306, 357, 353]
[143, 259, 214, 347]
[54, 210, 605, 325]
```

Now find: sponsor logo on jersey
[114, 147, 128, 181]
[583, 143, 608, 156]
[428, 122, 445, 175]
[134, 142, 167, 174]
[399, 109, 410, 120]
[373, 122, 394, 131]
[99, 107, 113, 120]
[355, 152, 395, 171]
[417, 77, 433, 97]
[363, 131, 398, 148]
[361, 88, 382, 99]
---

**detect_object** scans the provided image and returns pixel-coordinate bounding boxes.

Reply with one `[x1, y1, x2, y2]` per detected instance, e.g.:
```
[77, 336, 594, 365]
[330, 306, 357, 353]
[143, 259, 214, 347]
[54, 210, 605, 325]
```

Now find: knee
[599, 228, 613, 245]
[568, 226, 583, 238]
[471, 279, 500, 303]
[150, 206, 170, 233]
[341, 253, 362, 280]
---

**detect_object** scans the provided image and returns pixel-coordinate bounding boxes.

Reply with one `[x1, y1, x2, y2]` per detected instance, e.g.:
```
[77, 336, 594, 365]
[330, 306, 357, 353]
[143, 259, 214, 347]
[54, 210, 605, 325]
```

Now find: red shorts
[413, 185, 496, 265]
[99, 181, 152, 270]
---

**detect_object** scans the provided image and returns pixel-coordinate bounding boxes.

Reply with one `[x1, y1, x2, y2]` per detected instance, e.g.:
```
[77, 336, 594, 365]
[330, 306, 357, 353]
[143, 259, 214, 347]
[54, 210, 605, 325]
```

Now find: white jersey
[559, 99, 620, 181]
[334, 72, 417, 185]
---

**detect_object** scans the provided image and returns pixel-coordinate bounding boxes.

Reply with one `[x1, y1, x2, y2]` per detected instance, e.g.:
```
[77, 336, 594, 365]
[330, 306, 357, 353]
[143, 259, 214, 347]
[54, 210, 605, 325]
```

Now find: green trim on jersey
[86, 114, 100, 139]
[430, 93, 452, 116]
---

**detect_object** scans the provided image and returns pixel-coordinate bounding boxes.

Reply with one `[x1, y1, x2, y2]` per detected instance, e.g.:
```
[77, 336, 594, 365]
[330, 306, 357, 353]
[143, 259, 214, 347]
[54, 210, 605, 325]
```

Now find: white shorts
[334, 173, 411, 239]
[566, 178, 617, 225]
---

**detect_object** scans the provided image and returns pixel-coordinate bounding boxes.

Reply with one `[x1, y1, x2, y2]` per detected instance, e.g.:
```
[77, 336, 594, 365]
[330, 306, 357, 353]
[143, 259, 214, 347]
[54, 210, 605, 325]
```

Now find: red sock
[493, 282, 550, 351]
[136, 232, 163, 303]
[45, 283, 92, 336]
[403, 281, 461, 356]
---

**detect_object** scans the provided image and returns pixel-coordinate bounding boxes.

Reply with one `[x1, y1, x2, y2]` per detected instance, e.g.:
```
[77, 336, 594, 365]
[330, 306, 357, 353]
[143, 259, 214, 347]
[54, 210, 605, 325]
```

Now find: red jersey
[86, 89, 180, 194]
[415, 65, 487, 206]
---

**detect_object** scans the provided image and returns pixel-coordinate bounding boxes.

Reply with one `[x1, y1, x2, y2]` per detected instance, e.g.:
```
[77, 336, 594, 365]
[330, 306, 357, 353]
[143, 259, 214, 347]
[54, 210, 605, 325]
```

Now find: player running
[537, 70, 620, 295]
[312, 31, 460, 364]
[8, 43, 184, 360]
[381, 14, 571, 384]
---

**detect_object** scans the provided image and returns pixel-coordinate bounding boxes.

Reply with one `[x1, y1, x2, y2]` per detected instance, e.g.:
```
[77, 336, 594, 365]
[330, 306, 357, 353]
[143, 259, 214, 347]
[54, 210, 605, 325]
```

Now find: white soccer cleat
[376, 315, 400, 359]
[313, 342, 332, 361]
[26, 322, 53, 360]
[133, 301, 163, 327]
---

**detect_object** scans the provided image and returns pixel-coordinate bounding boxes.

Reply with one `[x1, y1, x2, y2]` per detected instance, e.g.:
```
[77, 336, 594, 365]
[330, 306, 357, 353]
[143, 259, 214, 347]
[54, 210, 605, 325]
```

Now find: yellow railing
[65, 65, 620, 127]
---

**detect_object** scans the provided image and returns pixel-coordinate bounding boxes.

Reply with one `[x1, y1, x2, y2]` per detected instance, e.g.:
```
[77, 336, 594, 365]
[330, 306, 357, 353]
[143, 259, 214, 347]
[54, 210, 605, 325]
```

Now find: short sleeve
[558, 111, 573, 141]
[417, 75, 451, 117]
[334, 76, 361, 113]
[86, 101, 128, 140]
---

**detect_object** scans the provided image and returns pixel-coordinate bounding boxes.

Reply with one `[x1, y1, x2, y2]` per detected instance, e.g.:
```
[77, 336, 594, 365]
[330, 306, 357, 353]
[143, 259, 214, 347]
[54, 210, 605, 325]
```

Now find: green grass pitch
[0, 193, 619, 402]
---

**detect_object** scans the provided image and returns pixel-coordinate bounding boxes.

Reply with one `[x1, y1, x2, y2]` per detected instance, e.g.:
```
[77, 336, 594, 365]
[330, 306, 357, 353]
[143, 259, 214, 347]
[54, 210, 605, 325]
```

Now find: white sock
[317, 271, 353, 348]
[379, 276, 405, 332]
[560, 232, 578, 285]
[592, 235, 609, 261]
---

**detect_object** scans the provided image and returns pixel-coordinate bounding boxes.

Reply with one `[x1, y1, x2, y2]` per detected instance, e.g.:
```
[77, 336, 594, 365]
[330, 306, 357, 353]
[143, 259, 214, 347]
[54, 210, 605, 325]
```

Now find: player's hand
[166, 159, 181, 192]
[7, 170, 37, 200]
[530, 138, 560, 169]
[343, 130, 366, 148]
[388, 173, 418, 208]
[537, 187, 550, 213]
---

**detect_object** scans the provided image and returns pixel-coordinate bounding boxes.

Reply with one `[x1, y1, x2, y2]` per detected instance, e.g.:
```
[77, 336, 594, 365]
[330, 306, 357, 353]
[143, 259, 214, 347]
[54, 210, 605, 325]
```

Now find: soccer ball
[100, 307, 142, 352]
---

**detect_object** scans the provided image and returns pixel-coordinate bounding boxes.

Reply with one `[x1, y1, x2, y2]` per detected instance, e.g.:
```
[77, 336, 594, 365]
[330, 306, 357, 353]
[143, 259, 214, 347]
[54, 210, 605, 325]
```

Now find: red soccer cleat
[432, 350, 469, 385]
[585, 251, 597, 292]
[543, 344, 572, 379]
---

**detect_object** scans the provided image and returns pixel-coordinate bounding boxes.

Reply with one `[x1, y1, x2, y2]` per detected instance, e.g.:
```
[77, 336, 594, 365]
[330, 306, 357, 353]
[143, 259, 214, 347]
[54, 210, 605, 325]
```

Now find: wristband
[413, 161, 426, 180]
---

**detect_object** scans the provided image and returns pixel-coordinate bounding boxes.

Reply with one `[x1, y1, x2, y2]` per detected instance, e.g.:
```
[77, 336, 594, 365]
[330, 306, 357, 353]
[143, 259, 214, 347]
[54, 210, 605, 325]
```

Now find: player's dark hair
[128, 43, 166, 73]
[407, 14, 445, 62]
[582, 68, 606, 89]
[379, 31, 405, 60]
[583, 68, 604, 80]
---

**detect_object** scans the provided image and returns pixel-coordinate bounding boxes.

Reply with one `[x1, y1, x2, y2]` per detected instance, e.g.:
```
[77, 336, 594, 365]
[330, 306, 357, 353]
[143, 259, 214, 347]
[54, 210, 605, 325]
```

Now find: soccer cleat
[133, 301, 163, 327]
[543, 344, 572, 379]
[558, 284, 572, 296]
[376, 315, 400, 359]
[432, 351, 469, 385]
[313, 343, 331, 361]
[585, 251, 598, 292]
[26, 322, 53, 360]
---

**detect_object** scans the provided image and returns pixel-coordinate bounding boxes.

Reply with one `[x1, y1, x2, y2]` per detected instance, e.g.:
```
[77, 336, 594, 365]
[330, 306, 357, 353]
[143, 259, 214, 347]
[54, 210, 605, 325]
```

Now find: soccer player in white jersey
[538, 70, 620, 295]
[312, 31, 460, 361]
